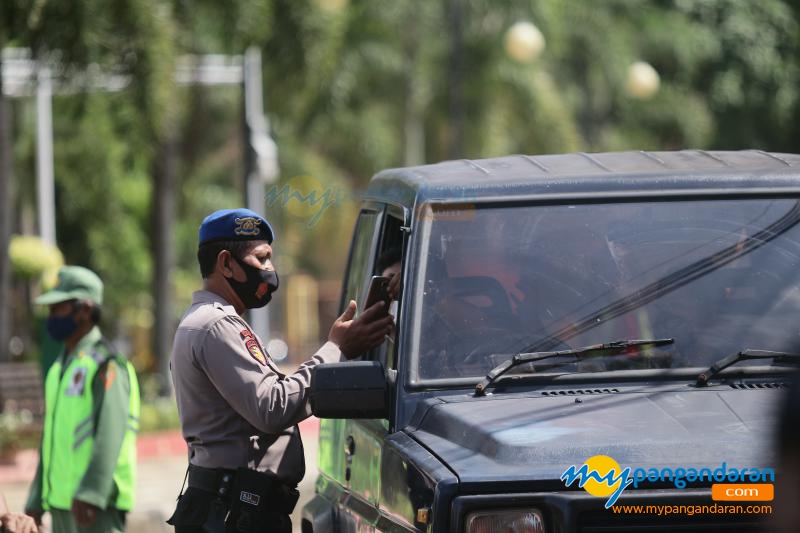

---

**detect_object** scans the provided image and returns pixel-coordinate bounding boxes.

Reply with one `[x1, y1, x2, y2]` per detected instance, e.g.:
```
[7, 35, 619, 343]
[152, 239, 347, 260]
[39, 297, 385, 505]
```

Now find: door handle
[344, 435, 356, 456]
[344, 435, 355, 481]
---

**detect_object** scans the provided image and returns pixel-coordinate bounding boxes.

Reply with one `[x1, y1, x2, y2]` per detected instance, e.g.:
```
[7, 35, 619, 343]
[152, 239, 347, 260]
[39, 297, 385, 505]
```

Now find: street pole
[0, 52, 14, 362]
[447, 0, 465, 159]
[243, 46, 279, 344]
[36, 66, 56, 244]
[153, 136, 176, 395]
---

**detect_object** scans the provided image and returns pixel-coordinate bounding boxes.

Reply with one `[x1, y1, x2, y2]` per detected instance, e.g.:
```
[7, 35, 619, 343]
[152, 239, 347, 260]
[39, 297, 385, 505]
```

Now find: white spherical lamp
[626, 61, 660, 100]
[504, 21, 545, 63]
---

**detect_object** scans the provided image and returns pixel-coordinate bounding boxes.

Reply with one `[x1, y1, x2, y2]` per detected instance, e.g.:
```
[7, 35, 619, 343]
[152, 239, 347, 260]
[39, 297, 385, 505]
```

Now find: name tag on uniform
[66, 367, 88, 396]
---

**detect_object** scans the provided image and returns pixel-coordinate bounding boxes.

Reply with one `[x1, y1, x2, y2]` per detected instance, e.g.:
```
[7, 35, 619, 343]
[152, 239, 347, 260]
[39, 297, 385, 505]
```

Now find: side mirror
[310, 361, 389, 419]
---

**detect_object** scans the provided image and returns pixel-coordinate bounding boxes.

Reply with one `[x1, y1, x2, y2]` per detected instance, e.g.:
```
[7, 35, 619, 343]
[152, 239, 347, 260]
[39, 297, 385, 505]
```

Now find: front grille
[577, 509, 763, 533]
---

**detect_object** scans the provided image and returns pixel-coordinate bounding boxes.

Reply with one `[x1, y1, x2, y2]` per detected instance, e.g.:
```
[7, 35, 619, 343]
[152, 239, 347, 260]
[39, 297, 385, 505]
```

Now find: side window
[341, 210, 381, 312]
[370, 212, 405, 368]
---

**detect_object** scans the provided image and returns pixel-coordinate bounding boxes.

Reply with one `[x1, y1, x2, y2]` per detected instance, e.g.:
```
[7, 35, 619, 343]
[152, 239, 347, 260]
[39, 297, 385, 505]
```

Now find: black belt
[187, 464, 236, 497]
[186, 463, 300, 515]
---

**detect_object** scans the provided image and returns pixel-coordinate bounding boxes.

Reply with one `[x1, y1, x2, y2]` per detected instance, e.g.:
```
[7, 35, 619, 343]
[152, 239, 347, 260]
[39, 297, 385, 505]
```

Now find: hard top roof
[368, 150, 800, 208]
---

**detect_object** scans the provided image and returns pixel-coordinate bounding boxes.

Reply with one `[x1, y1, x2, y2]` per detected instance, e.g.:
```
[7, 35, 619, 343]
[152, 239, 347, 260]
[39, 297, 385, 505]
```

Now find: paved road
[1, 430, 320, 533]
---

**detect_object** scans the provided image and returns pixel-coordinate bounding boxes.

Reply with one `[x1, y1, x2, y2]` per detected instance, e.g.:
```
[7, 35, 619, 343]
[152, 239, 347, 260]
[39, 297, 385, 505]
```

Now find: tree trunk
[151, 136, 176, 394]
[447, 0, 464, 159]
[404, 10, 425, 166]
[0, 53, 15, 362]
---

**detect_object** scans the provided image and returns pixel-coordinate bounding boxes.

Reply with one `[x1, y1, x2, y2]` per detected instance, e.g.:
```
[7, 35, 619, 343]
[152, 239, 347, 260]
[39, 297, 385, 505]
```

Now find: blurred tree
[541, 0, 799, 151]
[0, 0, 178, 371]
[1, 0, 116, 361]
[2, 0, 800, 370]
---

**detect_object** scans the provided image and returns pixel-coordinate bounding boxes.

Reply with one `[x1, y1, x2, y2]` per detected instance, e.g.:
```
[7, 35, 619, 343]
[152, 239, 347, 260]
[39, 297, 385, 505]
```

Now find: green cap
[35, 266, 103, 306]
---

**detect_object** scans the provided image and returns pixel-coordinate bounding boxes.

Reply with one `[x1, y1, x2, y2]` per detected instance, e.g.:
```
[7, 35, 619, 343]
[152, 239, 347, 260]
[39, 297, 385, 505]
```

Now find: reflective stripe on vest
[41, 348, 140, 511]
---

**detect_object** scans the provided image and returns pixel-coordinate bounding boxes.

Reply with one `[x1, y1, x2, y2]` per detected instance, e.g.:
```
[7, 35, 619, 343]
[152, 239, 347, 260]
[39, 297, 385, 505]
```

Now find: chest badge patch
[66, 366, 88, 396]
[240, 329, 267, 366]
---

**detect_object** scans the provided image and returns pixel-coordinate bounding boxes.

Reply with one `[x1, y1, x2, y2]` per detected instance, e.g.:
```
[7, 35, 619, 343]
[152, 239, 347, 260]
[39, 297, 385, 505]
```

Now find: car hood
[408, 386, 782, 487]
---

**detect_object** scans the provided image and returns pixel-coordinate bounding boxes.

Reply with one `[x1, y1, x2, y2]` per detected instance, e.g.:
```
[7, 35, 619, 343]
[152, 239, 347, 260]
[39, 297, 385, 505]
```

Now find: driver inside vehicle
[377, 245, 403, 342]
[420, 258, 525, 377]
[421, 277, 510, 377]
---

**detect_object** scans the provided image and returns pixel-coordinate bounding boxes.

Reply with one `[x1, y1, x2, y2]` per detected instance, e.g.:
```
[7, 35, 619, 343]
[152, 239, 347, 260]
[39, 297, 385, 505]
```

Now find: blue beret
[198, 208, 275, 246]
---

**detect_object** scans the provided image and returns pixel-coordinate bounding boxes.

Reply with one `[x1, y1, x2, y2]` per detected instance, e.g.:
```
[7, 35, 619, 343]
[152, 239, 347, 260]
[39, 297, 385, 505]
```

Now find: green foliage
[139, 398, 181, 433]
[8, 235, 63, 281]
[107, 0, 180, 140]
[51, 94, 152, 328]
[138, 372, 181, 431]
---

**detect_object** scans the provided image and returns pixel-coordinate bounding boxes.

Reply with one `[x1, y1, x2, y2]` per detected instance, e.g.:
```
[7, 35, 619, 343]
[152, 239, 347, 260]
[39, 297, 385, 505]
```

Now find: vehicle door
[317, 206, 382, 530]
[342, 205, 421, 532]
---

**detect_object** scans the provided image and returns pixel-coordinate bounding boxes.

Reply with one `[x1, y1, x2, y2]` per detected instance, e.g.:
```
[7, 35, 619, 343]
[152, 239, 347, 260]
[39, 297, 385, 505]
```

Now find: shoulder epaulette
[90, 337, 119, 365]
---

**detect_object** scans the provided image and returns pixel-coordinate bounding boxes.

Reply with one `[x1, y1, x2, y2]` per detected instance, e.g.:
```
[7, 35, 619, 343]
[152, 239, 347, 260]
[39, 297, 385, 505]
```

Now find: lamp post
[243, 47, 278, 344]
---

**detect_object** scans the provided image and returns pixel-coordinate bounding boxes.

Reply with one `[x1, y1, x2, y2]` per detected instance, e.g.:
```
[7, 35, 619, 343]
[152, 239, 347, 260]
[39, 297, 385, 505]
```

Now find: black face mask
[226, 255, 279, 309]
[46, 312, 79, 341]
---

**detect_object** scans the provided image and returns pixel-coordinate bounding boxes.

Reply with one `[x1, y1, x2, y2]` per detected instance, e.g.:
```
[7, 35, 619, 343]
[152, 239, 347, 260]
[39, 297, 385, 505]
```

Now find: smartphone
[363, 276, 391, 315]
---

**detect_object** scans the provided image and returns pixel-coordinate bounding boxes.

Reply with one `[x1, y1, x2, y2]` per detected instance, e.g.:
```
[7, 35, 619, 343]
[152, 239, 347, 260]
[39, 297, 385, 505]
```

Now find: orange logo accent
[712, 484, 774, 501]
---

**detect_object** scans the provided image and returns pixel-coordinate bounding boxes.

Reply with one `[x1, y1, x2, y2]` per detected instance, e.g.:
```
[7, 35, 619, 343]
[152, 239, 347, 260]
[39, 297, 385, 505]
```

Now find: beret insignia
[234, 217, 261, 237]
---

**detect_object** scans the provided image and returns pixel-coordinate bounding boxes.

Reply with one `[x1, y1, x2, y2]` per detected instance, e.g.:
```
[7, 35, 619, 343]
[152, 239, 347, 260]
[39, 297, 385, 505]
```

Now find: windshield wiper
[474, 338, 674, 396]
[696, 349, 800, 386]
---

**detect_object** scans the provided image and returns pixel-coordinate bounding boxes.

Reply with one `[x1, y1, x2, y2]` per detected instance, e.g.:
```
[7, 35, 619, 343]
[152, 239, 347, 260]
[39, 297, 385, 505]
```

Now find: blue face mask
[46, 313, 78, 341]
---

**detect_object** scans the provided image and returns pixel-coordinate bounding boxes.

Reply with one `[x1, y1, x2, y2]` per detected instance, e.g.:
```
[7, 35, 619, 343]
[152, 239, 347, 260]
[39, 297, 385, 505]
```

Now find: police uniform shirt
[170, 290, 340, 486]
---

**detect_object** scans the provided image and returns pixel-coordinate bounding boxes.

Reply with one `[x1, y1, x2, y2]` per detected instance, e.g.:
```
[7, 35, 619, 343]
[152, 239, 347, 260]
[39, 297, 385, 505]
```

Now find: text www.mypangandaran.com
[611, 504, 772, 515]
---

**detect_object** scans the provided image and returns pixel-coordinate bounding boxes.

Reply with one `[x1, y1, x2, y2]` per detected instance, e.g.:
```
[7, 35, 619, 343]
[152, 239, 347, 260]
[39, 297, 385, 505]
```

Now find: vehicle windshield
[411, 198, 800, 382]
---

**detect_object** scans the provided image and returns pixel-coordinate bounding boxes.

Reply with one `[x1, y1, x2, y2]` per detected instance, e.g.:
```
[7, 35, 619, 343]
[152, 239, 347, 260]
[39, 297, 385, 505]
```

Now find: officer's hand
[71, 499, 100, 527]
[1, 512, 40, 533]
[329, 300, 394, 359]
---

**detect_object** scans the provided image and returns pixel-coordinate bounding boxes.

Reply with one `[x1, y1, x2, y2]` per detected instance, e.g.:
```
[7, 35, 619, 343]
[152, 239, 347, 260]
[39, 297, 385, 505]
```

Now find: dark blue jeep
[302, 150, 799, 532]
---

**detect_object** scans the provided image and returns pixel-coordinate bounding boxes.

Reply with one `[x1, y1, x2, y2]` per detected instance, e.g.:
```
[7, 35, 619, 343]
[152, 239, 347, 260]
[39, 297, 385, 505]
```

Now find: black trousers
[168, 487, 292, 533]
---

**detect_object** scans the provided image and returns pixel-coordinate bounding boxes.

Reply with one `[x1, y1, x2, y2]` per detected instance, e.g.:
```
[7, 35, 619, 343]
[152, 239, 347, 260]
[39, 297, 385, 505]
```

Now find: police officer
[168, 209, 393, 533]
[24, 266, 141, 533]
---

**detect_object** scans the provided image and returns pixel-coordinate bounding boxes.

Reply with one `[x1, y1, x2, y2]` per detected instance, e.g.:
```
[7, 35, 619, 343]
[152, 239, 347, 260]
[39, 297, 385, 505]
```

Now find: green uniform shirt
[26, 327, 138, 512]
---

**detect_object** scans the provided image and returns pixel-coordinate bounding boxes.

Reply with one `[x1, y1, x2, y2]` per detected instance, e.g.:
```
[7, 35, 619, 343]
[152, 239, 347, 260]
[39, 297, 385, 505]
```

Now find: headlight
[465, 509, 545, 533]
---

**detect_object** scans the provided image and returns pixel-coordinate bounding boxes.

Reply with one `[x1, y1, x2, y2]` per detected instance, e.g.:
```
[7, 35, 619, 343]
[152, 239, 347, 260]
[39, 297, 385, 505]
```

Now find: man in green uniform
[24, 266, 140, 533]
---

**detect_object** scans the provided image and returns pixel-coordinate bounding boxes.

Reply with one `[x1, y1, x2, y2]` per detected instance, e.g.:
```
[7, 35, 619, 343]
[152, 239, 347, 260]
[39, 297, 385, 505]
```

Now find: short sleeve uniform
[170, 290, 340, 485]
